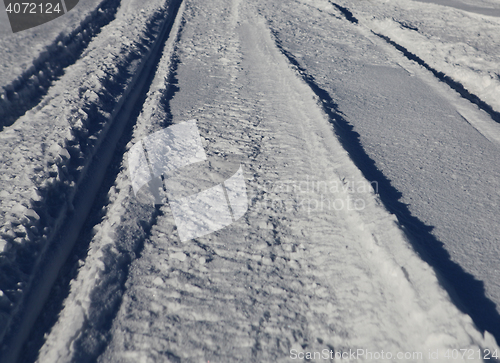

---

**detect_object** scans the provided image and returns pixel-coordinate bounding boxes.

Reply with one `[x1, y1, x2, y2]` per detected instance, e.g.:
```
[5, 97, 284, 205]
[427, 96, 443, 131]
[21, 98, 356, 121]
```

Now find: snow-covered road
[1, 0, 500, 361]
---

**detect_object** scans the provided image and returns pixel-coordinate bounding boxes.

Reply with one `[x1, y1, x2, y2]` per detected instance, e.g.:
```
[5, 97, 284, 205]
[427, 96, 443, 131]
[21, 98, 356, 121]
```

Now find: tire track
[29, 3, 186, 362]
[0, 1, 184, 361]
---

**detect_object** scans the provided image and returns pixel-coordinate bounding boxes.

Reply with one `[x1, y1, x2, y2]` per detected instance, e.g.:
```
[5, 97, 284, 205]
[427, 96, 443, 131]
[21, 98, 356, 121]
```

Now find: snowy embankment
[338, 0, 500, 118]
[0, 0, 181, 360]
[0, 0, 121, 129]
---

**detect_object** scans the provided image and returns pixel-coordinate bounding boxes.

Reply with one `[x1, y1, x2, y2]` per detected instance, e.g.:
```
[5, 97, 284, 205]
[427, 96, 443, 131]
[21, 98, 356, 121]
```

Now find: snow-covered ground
[1, 0, 500, 361]
[362, 0, 500, 116]
[0, 0, 182, 360]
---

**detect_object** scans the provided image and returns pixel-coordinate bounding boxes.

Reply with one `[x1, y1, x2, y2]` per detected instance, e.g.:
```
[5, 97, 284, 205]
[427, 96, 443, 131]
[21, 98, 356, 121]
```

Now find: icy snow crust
[0, 0, 180, 359]
[34, 0, 500, 361]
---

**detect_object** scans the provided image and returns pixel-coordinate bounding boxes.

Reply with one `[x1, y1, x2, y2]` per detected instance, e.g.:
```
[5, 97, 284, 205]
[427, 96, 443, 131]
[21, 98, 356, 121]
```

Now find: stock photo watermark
[253, 176, 378, 214]
[128, 120, 248, 242]
[290, 348, 498, 360]
[2, 0, 79, 33]
[127, 120, 379, 242]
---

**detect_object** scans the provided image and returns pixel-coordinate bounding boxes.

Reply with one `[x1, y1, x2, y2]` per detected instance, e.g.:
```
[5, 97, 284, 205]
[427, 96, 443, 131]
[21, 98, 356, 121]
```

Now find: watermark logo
[253, 177, 378, 214]
[3, 0, 79, 33]
[128, 120, 248, 242]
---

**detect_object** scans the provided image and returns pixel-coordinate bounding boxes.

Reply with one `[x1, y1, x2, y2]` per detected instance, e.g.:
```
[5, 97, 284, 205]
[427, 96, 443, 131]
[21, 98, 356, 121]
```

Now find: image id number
[5, 2, 62, 14]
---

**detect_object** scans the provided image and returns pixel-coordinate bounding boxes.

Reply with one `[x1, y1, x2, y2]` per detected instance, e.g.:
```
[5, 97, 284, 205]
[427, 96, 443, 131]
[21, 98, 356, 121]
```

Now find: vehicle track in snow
[0, 0, 121, 130]
[17, 3, 188, 363]
[0, 0, 184, 361]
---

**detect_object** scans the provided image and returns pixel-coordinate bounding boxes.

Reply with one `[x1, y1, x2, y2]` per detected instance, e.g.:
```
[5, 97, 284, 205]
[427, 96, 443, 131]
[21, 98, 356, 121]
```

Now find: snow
[339, 0, 500, 116]
[33, 3, 186, 361]
[0, 0, 182, 359]
[1, 0, 500, 361]
[256, 0, 500, 339]
[36, 0, 500, 361]
[414, 0, 500, 17]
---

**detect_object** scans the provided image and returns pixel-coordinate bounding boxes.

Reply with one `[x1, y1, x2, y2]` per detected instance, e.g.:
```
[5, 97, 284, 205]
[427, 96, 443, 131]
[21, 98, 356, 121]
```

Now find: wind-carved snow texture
[0, 0, 183, 361]
[32, 0, 496, 361]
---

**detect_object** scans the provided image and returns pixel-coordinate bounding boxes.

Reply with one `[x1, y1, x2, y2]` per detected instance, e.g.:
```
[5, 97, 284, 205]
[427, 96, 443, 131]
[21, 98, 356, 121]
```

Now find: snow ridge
[34, 4, 186, 361]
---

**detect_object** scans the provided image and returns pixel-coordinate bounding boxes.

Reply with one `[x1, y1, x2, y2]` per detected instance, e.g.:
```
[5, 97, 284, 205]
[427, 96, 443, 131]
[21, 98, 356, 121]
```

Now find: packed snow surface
[1, 0, 500, 361]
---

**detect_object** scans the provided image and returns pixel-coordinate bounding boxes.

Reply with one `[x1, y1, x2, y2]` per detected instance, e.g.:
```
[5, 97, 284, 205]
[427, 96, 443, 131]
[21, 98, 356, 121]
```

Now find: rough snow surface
[0, 0, 179, 358]
[0, 0, 122, 128]
[1, 0, 500, 361]
[272, 0, 500, 332]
